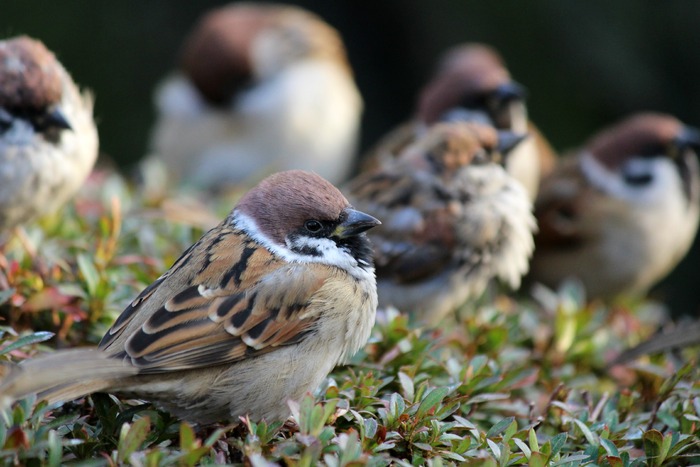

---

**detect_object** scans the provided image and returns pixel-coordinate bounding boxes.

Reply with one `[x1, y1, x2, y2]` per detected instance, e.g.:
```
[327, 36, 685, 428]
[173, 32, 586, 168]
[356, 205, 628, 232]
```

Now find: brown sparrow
[0, 36, 98, 230]
[147, 3, 362, 189]
[0, 170, 380, 424]
[364, 43, 556, 200]
[531, 113, 700, 300]
[346, 122, 535, 325]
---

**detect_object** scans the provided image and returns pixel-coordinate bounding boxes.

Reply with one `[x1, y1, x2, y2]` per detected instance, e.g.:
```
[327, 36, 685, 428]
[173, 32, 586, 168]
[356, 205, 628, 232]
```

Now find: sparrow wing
[347, 171, 454, 283]
[99, 224, 328, 372]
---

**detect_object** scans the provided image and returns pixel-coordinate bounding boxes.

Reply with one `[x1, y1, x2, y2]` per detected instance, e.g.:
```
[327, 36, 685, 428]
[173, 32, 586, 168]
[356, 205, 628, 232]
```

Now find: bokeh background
[4, 0, 700, 316]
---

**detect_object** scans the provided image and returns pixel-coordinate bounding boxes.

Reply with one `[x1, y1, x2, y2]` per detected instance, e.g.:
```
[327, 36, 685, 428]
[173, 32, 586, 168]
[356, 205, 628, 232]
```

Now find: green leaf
[77, 253, 100, 296]
[572, 419, 598, 445]
[642, 430, 664, 466]
[529, 451, 549, 467]
[0, 331, 54, 356]
[117, 417, 151, 463]
[398, 371, 415, 401]
[528, 428, 540, 452]
[416, 387, 448, 419]
[487, 417, 515, 438]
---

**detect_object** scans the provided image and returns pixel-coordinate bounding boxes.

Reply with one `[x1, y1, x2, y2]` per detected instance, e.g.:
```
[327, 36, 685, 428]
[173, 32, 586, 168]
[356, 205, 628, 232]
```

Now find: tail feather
[0, 348, 137, 408]
[609, 320, 700, 366]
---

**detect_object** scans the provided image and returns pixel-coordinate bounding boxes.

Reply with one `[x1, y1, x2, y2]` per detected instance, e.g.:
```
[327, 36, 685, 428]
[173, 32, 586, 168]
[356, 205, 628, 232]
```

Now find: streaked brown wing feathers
[100, 225, 329, 372]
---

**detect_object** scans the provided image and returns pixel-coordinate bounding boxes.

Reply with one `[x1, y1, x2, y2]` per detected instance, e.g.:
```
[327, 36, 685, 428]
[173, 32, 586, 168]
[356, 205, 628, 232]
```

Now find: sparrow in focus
[364, 43, 555, 200]
[531, 113, 700, 300]
[148, 3, 362, 190]
[0, 36, 98, 230]
[347, 122, 535, 325]
[0, 170, 380, 424]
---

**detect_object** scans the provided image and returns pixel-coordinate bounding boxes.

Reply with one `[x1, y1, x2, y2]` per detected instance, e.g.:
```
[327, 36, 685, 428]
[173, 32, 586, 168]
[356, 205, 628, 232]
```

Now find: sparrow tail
[0, 348, 137, 409]
[609, 320, 700, 366]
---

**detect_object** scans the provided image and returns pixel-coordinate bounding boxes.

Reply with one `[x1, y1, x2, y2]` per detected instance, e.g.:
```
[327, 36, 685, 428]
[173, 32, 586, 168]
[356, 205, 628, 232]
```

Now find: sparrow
[0, 36, 98, 231]
[530, 113, 700, 300]
[364, 43, 556, 201]
[147, 3, 362, 190]
[346, 122, 535, 325]
[0, 170, 380, 424]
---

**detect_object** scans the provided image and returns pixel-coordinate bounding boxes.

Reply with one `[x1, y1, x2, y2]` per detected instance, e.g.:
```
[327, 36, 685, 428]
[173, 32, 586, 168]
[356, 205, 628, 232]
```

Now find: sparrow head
[400, 122, 528, 176]
[417, 43, 527, 129]
[236, 170, 380, 268]
[586, 112, 700, 203]
[181, 3, 350, 106]
[0, 36, 73, 139]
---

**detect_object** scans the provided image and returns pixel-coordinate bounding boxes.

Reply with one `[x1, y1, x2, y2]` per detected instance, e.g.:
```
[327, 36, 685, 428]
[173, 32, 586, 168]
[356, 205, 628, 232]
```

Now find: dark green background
[4, 1, 699, 315]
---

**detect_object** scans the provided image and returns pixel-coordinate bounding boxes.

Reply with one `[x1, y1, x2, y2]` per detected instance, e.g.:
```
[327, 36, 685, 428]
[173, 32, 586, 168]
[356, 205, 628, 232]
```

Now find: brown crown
[417, 43, 512, 124]
[180, 3, 348, 105]
[587, 113, 683, 169]
[0, 35, 63, 111]
[237, 170, 349, 245]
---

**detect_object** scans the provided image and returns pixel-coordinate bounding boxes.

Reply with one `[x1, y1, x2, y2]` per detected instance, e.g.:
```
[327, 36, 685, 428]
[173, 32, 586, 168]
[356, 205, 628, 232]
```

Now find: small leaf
[528, 427, 540, 452]
[487, 417, 515, 438]
[0, 331, 54, 356]
[118, 417, 151, 463]
[77, 253, 100, 296]
[529, 451, 549, 467]
[513, 438, 531, 459]
[416, 387, 448, 418]
[643, 429, 664, 466]
[398, 371, 415, 401]
[572, 419, 598, 445]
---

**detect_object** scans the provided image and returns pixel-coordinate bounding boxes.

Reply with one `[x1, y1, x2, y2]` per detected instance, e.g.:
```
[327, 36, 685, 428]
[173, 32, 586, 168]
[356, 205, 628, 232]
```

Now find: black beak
[333, 209, 381, 239]
[44, 107, 73, 131]
[497, 130, 529, 155]
[494, 81, 528, 103]
[674, 126, 700, 153]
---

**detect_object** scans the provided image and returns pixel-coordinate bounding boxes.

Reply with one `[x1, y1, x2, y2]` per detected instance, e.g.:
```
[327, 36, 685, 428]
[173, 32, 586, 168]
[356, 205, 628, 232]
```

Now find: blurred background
[4, 0, 700, 315]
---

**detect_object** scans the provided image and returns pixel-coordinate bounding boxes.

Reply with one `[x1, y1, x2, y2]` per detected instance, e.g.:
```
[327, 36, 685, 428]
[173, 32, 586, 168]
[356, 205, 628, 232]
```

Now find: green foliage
[1, 170, 699, 465]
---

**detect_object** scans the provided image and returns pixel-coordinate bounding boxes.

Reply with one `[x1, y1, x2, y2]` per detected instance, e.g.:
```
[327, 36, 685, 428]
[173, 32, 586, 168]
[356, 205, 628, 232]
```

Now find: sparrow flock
[1, 2, 699, 424]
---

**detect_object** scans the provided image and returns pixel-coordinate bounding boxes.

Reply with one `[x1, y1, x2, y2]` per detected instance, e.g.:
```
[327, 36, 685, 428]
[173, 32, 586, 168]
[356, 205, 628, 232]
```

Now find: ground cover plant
[1, 170, 699, 466]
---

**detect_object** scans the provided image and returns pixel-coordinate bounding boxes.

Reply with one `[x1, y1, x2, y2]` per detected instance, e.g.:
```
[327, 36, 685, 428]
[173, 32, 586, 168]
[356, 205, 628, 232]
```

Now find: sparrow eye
[304, 220, 323, 233]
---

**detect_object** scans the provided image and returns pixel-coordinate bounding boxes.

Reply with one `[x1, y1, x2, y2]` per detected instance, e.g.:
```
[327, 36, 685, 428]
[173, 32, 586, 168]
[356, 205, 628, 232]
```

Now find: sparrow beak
[45, 107, 73, 131]
[497, 131, 529, 155]
[334, 209, 381, 238]
[674, 126, 700, 153]
[494, 81, 528, 103]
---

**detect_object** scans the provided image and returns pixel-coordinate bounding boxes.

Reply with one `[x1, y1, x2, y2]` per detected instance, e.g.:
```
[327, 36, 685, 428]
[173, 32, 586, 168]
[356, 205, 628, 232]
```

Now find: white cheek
[580, 151, 682, 206]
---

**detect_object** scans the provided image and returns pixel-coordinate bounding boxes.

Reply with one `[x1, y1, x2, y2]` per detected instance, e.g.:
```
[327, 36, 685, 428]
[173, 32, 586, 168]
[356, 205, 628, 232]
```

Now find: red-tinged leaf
[24, 287, 79, 312]
[3, 427, 29, 450]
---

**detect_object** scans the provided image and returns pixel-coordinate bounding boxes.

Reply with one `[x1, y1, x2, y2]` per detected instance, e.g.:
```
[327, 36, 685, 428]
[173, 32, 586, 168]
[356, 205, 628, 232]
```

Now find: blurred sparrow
[0, 170, 380, 424]
[148, 3, 362, 190]
[531, 113, 700, 300]
[0, 36, 98, 230]
[347, 122, 535, 325]
[365, 43, 555, 200]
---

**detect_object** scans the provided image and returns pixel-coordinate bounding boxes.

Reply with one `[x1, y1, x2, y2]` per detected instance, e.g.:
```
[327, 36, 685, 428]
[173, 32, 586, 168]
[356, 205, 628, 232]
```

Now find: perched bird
[346, 122, 535, 325]
[0, 36, 98, 230]
[148, 3, 362, 190]
[531, 113, 700, 300]
[0, 170, 380, 424]
[364, 43, 555, 200]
